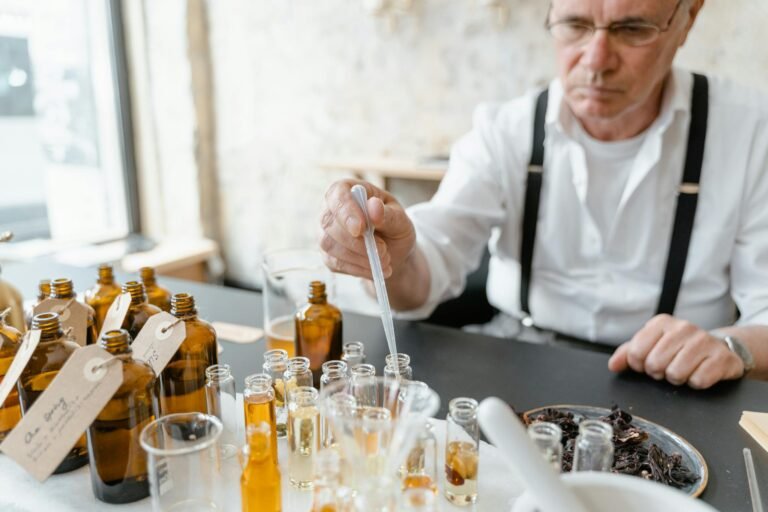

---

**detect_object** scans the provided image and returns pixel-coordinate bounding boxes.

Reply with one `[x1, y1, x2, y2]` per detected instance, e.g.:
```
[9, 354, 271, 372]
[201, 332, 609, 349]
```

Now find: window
[0, 0, 136, 243]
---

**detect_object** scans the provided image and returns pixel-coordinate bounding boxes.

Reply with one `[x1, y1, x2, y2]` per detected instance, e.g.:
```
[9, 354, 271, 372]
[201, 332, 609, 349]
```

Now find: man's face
[550, 0, 693, 122]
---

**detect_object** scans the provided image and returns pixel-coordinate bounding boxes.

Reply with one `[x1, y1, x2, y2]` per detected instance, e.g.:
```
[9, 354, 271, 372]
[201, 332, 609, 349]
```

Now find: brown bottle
[294, 281, 342, 387]
[157, 293, 218, 415]
[87, 329, 156, 504]
[50, 277, 99, 345]
[85, 264, 122, 332]
[121, 281, 161, 339]
[140, 267, 172, 312]
[18, 312, 88, 473]
[0, 307, 23, 440]
[24, 279, 51, 328]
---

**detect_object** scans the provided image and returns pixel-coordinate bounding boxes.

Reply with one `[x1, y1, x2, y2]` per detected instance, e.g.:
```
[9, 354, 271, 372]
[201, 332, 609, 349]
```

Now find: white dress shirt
[406, 68, 768, 345]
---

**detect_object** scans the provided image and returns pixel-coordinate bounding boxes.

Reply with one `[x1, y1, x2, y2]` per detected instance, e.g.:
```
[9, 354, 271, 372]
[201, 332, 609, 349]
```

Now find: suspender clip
[679, 182, 700, 195]
[527, 165, 543, 174]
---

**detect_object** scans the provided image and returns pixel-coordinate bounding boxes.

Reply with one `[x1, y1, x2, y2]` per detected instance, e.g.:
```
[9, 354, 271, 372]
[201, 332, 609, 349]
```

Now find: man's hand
[320, 179, 416, 281]
[608, 314, 745, 389]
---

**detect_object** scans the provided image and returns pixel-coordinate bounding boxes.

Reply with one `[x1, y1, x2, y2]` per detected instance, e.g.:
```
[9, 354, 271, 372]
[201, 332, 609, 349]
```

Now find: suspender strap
[655, 73, 709, 315]
[520, 89, 548, 318]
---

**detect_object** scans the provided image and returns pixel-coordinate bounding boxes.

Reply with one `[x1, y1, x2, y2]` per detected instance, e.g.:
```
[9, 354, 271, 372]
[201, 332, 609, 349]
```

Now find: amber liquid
[145, 284, 172, 312]
[403, 474, 438, 494]
[122, 303, 161, 340]
[295, 305, 342, 387]
[0, 354, 21, 440]
[444, 441, 479, 505]
[244, 395, 278, 463]
[241, 446, 281, 512]
[86, 284, 122, 333]
[266, 317, 295, 357]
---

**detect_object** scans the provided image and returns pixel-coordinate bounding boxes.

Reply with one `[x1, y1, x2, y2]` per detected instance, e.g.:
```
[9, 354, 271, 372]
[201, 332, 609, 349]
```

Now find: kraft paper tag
[211, 321, 263, 344]
[0, 330, 41, 408]
[131, 312, 186, 375]
[98, 292, 132, 340]
[740, 411, 768, 453]
[0, 345, 123, 481]
[34, 298, 88, 347]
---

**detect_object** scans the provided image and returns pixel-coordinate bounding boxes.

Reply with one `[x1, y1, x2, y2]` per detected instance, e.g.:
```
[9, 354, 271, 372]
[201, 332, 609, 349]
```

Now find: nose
[580, 29, 616, 74]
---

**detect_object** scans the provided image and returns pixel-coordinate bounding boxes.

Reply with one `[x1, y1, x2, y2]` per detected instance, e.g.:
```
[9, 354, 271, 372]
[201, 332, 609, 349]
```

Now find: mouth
[576, 85, 623, 97]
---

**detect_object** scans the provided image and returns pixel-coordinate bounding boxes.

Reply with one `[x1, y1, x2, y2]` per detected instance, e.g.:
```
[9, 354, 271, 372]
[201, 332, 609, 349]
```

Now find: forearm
[379, 246, 431, 311]
[714, 324, 768, 379]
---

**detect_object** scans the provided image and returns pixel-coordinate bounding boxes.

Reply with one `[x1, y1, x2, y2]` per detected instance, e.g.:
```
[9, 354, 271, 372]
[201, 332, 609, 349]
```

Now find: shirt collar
[545, 67, 694, 138]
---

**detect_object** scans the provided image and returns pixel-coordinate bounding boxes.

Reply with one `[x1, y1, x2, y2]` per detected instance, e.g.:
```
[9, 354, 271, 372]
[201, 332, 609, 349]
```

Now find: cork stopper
[171, 293, 197, 318]
[50, 278, 75, 299]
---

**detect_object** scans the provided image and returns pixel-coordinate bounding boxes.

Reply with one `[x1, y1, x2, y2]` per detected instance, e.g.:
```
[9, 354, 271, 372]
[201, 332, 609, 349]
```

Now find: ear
[678, 0, 705, 47]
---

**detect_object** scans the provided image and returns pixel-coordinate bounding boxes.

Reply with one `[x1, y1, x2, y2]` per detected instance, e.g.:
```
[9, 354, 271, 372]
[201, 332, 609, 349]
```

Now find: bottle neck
[97, 264, 115, 285]
[307, 281, 327, 305]
[140, 267, 157, 286]
[448, 398, 478, 424]
[50, 278, 75, 299]
[123, 281, 148, 307]
[99, 330, 132, 355]
[206, 364, 233, 384]
[37, 280, 51, 301]
[171, 293, 197, 319]
[31, 313, 63, 340]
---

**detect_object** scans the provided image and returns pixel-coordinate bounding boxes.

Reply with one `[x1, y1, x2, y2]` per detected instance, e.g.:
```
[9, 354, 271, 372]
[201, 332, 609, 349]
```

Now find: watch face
[726, 336, 755, 371]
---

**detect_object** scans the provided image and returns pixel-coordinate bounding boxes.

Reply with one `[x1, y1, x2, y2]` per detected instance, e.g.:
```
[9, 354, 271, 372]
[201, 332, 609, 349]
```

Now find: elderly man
[320, 0, 768, 389]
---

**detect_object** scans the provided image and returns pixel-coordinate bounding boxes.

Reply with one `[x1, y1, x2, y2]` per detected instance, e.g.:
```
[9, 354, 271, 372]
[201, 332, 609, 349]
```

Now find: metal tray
[523, 404, 708, 498]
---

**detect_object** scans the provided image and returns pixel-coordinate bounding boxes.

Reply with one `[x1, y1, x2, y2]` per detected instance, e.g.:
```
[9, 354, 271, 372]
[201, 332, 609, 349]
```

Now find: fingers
[660, 331, 710, 385]
[608, 343, 630, 372]
[318, 227, 392, 277]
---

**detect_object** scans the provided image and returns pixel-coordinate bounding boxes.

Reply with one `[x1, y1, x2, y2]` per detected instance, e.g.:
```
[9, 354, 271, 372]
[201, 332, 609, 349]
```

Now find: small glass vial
[25, 279, 51, 327]
[287, 386, 320, 489]
[311, 448, 342, 512]
[572, 420, 614, 472]
[398, 488, 438, 512]
[528, 422, 563, 472]
[294, 281, 343, 387]
[263, 349, 288, 438]
[0, 307, 23, 440]
[243, 373, 277, 465]
[284, 356, 313, 400]
[403, 420, 438, 493]
[140, 266, 172, 312]
[121, 281, 161, 339]
[341, 341, 365, 369]
[349, 363, 377, 407]
[85, 264, 122, 332]
[444, 397, 479, 506]
[384, 352, 413, 381]
[320, 360, 349, 447]
[205, 364, 238, 459]
[241, 422, 281, 512]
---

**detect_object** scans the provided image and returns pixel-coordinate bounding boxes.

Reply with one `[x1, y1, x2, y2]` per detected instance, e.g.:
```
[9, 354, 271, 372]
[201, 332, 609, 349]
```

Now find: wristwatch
[720, 335, 755, 376]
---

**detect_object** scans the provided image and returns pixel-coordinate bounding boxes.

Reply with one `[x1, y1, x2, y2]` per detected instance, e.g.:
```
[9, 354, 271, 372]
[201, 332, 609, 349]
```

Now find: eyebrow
[554, 13, 655, 25]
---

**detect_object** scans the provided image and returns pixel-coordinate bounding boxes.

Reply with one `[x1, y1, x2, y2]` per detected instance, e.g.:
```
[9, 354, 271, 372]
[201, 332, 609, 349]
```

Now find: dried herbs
[522, 405, 699, 489]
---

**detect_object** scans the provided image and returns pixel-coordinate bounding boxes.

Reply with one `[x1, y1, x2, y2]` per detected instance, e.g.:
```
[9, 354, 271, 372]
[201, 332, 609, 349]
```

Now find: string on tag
[63, 327, 74, 339]
[91, 354, 131, 373]
[62, 298, 76, 310]
[160, 317, 183, 334]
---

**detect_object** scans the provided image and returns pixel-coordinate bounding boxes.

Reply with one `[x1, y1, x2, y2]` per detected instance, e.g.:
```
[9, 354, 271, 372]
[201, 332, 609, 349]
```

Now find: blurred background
[1, 0, 767, 296]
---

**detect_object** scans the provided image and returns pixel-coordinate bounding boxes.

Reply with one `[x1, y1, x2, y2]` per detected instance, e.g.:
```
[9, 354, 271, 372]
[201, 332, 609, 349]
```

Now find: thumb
[608, 342, 630, 373]
[368, 197, 411, 238]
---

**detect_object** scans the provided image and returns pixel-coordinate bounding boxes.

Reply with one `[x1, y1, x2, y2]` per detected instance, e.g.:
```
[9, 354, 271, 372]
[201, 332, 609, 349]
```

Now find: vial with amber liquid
[0, 307, 23, 440]
[50, 277, 99, 345]
[157, 293, 218, 415]
[241, 421, 282, 512]
[444, 398, 479, 506]
[243, 373, 278, 464]
[85, 264, 122, 331]
[87, 329, 157, 503]
[121, 281, 161, 339]
[140, 267, 172, 312]
[263, 349, 288, 438]
[24, 279, 50, 327]
[294, 281, 342, 387]
[17, 312, 88, 473]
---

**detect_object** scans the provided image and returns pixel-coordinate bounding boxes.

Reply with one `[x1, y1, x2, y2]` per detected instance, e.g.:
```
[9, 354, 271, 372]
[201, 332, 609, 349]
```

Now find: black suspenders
[520, 73, 709, 323]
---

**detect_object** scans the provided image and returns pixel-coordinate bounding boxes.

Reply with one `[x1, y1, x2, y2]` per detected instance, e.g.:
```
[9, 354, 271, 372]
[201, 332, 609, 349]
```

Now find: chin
[570, 96, 626, 121]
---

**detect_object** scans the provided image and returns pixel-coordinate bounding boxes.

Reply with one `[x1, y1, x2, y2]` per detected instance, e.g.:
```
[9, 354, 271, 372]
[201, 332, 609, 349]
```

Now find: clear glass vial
[341, 341, 365, 369]
[384, 352, 413, 381]
[572, 420, 614, 472]
[528, 421, 563, 472]
[287, 386, 320, 489]
[263, 349, 289, 438]
[204, 364, 238, 458]
[444, 397, 479, 506]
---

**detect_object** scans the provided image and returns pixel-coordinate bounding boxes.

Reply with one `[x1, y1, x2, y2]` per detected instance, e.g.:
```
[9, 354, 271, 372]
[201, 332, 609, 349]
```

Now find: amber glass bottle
[241, 422, 282, 512]
[18, 312, 88, 473]
[121, 281, 161, 339]
[294, 281, 342, 387]
[50, 277, 98, 345]
[157, 293, 218, 415]
[140, 267, 172, 312]
[87, 329, 156, 503]
[24, 279, 51, 328]
[0, 308, 23, 440]
[85, 264, 122, 331]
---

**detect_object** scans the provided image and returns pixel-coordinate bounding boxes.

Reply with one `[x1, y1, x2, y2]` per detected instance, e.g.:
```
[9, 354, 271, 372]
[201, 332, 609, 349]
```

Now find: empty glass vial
[528, 422, 563, 472]
[121, 281, 161, 339]
[87, 329, 157, 503]
[263, 349, 288, 438]
[294, 281, 343, 388]
[50, 277, 99, 345]
[384, 352, 413, 381]
[158, 293, 218, 415]
[444, 397, 479, 506]
[341, 341, 365, 370]
[284, 356, 313, 399]
[205, 364, 238, 459]
[403, 420, 438, 494]
[311, 448, 342, 512]
[85, 264, 122, 332]
[243, 373, 277, 465]
[573, 420, 614, 472]
[140, 266, 172, 312]
[320, 361, 349, 447]
[350, 363, 377, 407]
[18, 312, 88, 473]
[287, 386, 320, 489]
[25, 279, 51, 327]
[0, 307, 23, 440]
[241, 422, 281, 512]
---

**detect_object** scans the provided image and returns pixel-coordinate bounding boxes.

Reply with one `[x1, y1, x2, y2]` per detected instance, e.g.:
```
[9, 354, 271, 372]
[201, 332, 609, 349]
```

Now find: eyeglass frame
[544, 0, 685, 47]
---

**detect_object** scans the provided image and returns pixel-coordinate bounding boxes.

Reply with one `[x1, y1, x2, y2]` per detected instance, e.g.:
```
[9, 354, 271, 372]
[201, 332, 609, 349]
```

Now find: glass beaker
[262, 248, 332, 358]
[140, 413, 224, 511]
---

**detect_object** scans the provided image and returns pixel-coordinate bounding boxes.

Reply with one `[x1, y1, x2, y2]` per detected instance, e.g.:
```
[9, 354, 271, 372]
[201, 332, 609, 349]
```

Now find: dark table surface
[3, 259, 767, 511]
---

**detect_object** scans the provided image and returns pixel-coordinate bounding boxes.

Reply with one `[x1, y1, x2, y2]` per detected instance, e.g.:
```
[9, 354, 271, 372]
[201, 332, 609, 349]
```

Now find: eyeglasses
[546, 0, 683, 47]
